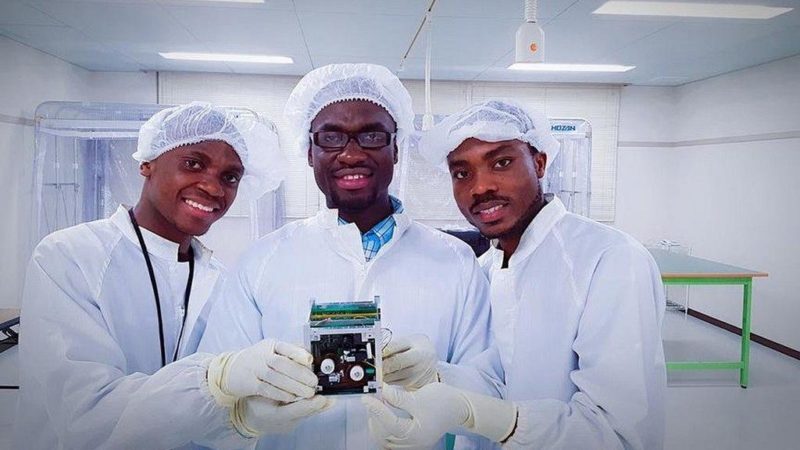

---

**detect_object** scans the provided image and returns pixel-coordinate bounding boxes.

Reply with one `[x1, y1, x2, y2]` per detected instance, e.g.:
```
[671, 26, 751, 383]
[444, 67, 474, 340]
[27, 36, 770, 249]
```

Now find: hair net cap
[134, 102, 286, 198]
[283, 63, 414, 157]
[419, 99, 560, 168]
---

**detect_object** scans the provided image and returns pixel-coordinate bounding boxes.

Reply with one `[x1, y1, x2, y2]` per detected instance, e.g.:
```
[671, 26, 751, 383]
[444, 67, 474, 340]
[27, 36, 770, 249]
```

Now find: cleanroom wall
[615, 55, 800, 352]
[0, 36, 155, 308]
[615, 86, 676, 245]
[0, 36, 87, 309]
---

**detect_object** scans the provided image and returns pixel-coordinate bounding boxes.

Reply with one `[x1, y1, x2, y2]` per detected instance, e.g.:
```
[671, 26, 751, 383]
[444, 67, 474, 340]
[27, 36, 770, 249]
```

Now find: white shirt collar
[110, 205, 213, 264]
[313, 198, 412, 264]
[490, 195, 566, 269]
[315, 198, 412, 237]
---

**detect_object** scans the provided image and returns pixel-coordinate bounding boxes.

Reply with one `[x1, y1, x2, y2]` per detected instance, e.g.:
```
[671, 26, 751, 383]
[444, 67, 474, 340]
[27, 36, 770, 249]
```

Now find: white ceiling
[1, 0, 799, 85]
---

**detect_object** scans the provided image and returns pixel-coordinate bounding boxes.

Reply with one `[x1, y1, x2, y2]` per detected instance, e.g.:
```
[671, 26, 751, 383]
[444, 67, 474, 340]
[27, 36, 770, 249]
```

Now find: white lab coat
[14, 206, 250, 450]
[481, 197, 666, 450]
[199, 206, 501, 450]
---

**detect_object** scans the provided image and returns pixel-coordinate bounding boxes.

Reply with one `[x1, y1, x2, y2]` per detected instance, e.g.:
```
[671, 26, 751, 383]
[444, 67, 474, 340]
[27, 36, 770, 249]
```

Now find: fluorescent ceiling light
[593, 1, 793, 19]
[159, 52, 293, 64]
[508, 63, 635, 72]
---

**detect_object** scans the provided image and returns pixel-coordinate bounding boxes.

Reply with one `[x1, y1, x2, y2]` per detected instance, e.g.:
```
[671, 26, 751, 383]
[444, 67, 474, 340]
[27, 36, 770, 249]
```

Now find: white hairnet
[420, 99, 560, 168]
[134, 102, 286, 198]
[283, 63, 414, 156]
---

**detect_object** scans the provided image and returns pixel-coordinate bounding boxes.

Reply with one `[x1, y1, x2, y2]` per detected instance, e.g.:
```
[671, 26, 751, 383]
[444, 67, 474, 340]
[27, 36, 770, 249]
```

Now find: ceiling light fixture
[508, 63, 635, 72]
[159, 52, 293, 64]
[515, 0, 545, 64]
[593, 1, 793, 19]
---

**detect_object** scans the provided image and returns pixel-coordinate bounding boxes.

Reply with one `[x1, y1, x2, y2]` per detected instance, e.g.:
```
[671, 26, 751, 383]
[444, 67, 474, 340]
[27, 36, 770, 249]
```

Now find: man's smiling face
[139, 140, 244, 241]
[447, 138, 547, 241]
[308, 100, 397, 213]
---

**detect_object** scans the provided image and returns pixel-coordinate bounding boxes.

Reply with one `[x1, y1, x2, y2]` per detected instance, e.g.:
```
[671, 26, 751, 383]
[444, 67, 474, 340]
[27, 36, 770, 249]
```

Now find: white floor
[1, 311, 799, 450]
[662, 311, 800, 450]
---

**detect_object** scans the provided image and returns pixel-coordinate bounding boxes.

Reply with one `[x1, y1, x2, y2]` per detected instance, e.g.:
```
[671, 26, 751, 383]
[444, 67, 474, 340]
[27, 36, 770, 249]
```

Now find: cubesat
[305, 297, 382, 395]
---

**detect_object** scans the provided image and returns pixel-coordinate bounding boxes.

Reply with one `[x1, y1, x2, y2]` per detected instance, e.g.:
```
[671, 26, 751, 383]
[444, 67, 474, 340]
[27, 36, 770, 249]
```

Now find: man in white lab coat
[14, 103, 330, 449]
[363, 99, 667, 449]
[199, 64, 501, 450]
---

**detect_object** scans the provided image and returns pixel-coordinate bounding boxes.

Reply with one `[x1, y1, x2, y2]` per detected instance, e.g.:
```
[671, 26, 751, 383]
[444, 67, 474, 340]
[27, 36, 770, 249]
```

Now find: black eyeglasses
[310, 131, 395, 150]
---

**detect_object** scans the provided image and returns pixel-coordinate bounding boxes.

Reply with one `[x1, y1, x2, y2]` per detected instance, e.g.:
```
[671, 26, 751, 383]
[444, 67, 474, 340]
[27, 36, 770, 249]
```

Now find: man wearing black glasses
[308, 100, 400, 239]
[199, 64, 501, 450]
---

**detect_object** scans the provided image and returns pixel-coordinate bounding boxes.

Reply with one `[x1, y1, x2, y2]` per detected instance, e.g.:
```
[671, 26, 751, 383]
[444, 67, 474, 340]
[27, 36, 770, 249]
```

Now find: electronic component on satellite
[305, 297, 382, 395]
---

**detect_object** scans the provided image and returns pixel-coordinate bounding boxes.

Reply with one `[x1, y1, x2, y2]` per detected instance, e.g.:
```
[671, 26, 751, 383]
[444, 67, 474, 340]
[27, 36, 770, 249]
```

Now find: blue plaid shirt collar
[338, 196, 404, 262]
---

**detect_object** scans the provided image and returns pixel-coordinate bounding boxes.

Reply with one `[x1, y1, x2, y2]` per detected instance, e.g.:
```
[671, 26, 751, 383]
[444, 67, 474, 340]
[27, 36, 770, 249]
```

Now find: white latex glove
[207, 339, 318, 407]
[231, 395, 333, 438]
[382, 334, 439, 390]
[362, 383, 518, 448]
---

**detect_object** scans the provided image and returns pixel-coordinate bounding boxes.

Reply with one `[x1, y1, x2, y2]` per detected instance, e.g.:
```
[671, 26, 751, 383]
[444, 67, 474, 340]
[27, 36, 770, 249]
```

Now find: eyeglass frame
[308, 130, 396, 151]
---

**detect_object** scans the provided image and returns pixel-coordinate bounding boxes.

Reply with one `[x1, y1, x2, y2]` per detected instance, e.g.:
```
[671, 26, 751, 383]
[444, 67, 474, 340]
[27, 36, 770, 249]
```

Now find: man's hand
[232, 395, 333, 438]
[382, 334, 439, 390]
[362, 383, 518, 448]
[208, 339, 318, 407]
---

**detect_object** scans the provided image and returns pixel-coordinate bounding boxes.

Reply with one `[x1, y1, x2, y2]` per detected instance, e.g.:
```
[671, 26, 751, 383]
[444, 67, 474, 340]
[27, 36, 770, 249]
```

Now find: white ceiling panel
[158, 0, 295, 11]
[632, 23, 800, 83]
[0, 23, 142, 71]
[32, 0, 156, 3]
[0, 0, 63, 26]
[162, 5, 307, 52]
[610, 20, 793, 70]
[298, 11, 420, 59]
[541, 16, 675, 63]
[704, 27, 800, 74]
[407, 16, 520, 65]
[0, 0, 796, 85]
[378, 56, 488, 81]
[428, 0, 523, 19]
[57, 48, 145, 72]
[293, 0, 429, 16]
[26, 0, 200, 50]
[554, 0, 633, 21]
[432, 0, 579, 20]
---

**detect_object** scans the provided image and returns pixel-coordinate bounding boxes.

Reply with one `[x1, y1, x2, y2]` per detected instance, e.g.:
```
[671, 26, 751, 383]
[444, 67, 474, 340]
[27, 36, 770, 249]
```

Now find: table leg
[739, 279, 753, 388]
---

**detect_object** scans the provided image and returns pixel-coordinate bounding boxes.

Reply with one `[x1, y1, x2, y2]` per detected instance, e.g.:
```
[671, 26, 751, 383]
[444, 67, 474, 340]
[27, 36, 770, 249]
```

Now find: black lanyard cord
[174, 254, 194, 362]
[128, 209, 194, 368]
